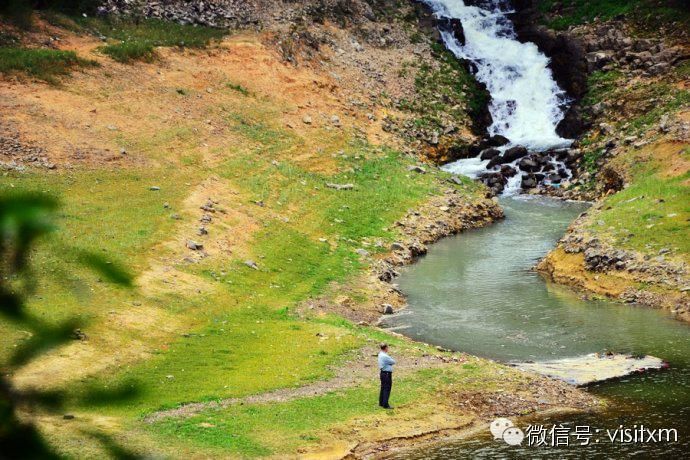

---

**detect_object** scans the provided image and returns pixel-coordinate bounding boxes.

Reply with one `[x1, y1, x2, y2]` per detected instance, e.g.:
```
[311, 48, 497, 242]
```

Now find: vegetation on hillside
[0, 47, 97, 82]
[587, 144, 689, 262]
[0, 194, 136, 457]
[536, 0, 690, 32]
[398, 42, 489, 134]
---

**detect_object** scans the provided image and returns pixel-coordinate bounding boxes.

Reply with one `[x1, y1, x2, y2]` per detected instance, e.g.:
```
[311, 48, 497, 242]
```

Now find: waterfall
[425, 0, 573, 193]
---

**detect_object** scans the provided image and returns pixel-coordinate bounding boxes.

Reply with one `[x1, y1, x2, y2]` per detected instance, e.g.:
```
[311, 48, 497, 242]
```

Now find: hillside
[0, 3, 601, 458]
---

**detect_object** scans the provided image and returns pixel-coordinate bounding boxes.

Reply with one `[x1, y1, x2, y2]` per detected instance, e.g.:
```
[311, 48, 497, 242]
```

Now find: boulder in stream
[503, 146, 528, 163]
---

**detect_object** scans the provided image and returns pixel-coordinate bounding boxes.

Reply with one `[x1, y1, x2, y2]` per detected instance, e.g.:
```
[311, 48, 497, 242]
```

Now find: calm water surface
[382, 196, 690, 458]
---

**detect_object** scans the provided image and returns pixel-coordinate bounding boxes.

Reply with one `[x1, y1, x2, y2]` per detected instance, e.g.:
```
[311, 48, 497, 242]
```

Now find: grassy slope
[536, 0, 690, 32]
[0, 19, 501, 456]
[577, 63, 690, 262]
[587, 144, 689, 263]
[148, 364, 504, 456]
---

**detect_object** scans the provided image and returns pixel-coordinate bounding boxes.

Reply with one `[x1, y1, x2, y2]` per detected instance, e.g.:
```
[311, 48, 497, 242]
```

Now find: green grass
[64, 147, 451, 415]
[588, 148, 690, 259]
[582, 70, 625, 108]
[398, 42, 489, 134]
[0, 64, 486, 455]
[101, 41, 156, 63]
[0, 47, 96, 82]
[146, 367, 482, 457]
[537, 0, 690, 31]
[0, 168, 194, 362]
[91, 17, 226, 63]
[226, 82, 251, 96]
[75, 306, 362, 416]
[40, 15, 227, 63]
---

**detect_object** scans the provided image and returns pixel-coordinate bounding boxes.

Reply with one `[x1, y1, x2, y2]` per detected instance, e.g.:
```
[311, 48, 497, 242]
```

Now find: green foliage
[582, 148, 605, 174]
[0, 194, 134, 457]
[537, 0, 690, 32]
[0, 47, 96, 82]
[226, 82, 250, 96]
[583, 70, 624, 108]
[101, 40, 156, 63]
[0, 0, 34, 29]
[589, 150, 690, 258]
[399, 42, 489, 133]
[82, 17, 227, 63]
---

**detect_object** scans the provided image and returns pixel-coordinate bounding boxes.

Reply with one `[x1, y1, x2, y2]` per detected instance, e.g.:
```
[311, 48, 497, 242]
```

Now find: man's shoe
[383, 406, 393, 410]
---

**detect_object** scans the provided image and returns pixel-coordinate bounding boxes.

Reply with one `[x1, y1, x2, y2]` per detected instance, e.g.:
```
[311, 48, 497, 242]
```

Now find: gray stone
[407, 165, 427, 174]
[326, 183, 354, 190]
[245, 260, 259, 270]
[186, 240, 203, 251]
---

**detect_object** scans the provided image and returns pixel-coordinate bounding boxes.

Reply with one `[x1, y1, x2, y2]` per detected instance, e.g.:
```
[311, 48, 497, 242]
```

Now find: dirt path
[143, 345, 454, 423]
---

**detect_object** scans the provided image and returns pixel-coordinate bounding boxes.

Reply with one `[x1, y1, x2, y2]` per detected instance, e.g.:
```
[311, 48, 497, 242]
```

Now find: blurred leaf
[83, 430, 142, 460]
[9, 319, 81, 367]
[80, 379, 140, 407]
[0, 194, 58, 266]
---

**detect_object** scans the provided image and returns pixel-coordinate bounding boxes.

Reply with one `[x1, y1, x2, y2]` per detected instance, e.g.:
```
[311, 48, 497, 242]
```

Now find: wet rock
[437, 17, 465, 45]
[500, 165, 517, 178]
[521, 174, 537, 189]
[479, 148, 501, 160]
[483, 134, 510, 148]
[518, 157, 539, 172]
[503, 146, 528, 163]
[381, 304, 395, 314]
[486, 155, 504, 169]
[515, 353, 666, 386]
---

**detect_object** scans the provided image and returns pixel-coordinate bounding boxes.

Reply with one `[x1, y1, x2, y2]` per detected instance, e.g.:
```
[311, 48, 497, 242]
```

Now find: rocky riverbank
[521, 2, 690, 319]
[302, 184, 503, 324]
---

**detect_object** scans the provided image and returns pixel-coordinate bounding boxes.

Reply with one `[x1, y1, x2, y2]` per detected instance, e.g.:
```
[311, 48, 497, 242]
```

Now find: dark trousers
[379, 371, 392, 407]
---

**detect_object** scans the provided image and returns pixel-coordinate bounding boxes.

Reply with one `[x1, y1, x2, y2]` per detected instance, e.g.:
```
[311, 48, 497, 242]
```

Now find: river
[382, 196, 690, 457]
[380, 0, 690, 457]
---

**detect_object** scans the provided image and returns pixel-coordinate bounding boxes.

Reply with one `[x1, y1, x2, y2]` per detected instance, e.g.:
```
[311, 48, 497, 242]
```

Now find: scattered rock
[326, 183, 354, 190]
[186, 240, 203, 251]
[245, 260, 259, 270]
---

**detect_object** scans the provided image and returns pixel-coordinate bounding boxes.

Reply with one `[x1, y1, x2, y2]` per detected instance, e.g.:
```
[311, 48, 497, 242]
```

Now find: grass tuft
[85, 17, 227, 63]
[0, 47, 97, 82]
[101, 41, 156, 63]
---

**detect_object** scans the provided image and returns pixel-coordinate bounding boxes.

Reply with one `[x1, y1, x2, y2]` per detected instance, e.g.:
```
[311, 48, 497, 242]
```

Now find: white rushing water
[426, 0, 573, 192]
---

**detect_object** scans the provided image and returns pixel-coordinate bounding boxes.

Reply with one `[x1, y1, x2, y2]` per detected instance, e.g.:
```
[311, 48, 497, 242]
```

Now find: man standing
[378, 343, 395, 409]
